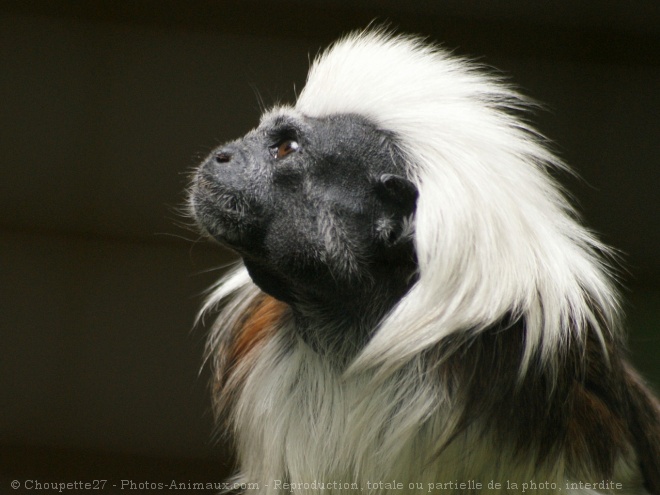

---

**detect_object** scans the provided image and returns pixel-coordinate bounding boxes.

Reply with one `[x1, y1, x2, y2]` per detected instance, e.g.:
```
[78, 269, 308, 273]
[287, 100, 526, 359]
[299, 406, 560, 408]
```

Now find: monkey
[189, 31, 660, 494]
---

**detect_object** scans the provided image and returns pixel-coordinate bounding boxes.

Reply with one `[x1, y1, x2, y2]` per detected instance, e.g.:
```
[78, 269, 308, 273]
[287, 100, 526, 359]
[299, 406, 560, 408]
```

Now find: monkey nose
[214, 150, 233, 164]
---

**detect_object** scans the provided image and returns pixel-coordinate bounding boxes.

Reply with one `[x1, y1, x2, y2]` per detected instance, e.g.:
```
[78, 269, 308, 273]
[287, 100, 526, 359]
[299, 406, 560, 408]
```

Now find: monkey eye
[271, 139, 300, 160]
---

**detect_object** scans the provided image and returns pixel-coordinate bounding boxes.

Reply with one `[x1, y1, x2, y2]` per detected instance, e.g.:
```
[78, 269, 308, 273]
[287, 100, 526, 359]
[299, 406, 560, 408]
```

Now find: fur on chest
[217, 304, 643, 495]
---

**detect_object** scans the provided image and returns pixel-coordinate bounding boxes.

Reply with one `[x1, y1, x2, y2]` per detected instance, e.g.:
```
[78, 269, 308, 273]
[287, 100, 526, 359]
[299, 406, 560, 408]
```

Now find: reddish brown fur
[623, 364, 660, 493]
[566, 384, 630, 475]
[213, 293, 289, 410]
[231, 294, 288, 366]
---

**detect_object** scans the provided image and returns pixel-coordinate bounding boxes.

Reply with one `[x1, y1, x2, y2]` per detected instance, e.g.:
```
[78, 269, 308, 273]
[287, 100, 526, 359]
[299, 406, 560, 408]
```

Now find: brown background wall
[1, 1, 659, 493]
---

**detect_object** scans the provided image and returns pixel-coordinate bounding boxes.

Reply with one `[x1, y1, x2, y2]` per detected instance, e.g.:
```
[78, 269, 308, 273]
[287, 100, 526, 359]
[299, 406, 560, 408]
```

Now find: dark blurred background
[1, 1, 658, 493]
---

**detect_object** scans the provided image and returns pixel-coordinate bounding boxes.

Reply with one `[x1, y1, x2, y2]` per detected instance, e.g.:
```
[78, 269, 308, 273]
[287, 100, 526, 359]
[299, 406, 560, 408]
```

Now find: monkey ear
[374, 174, 419, 247]
[376, 174, 418, 216]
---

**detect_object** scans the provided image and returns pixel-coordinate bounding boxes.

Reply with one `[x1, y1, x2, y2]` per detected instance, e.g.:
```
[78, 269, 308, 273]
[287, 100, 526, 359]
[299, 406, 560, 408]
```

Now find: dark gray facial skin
[191, 111, 418, 347]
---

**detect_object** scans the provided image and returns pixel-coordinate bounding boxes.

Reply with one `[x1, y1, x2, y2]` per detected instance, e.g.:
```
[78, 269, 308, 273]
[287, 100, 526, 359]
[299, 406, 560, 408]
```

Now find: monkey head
[191, 110, 418, 323]
[187, 34, 660, 492]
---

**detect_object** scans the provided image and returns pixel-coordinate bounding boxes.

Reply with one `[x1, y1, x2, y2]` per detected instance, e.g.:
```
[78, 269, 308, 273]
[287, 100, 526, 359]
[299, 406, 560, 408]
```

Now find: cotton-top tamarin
[189, 31, 660, 494]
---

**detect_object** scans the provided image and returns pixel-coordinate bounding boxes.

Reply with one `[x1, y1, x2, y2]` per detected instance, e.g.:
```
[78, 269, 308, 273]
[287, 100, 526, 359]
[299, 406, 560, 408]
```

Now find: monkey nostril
[215, 151, 232, 164]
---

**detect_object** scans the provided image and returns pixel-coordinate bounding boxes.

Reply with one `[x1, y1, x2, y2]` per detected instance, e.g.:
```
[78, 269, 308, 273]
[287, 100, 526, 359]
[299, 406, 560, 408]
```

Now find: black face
[191, 111, 418, 318]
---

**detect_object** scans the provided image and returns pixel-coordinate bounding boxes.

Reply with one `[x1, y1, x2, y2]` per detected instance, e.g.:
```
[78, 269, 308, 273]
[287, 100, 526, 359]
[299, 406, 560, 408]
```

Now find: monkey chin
[190, 172, 254, 253]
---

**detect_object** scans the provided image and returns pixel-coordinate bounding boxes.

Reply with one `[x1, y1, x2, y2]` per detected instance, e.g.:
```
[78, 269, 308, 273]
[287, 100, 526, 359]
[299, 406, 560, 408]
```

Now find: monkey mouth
[191, 182, 249, 247]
